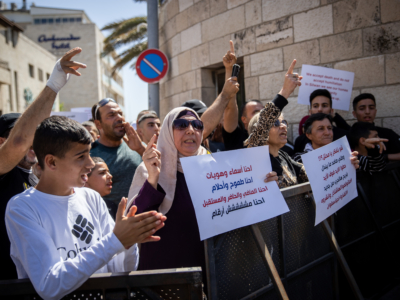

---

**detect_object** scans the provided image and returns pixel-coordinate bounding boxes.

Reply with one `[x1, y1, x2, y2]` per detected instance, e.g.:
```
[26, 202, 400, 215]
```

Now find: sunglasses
[94, 98, 116, 120]
[274, 119, 288, 127]
[173, 119, 204, 131]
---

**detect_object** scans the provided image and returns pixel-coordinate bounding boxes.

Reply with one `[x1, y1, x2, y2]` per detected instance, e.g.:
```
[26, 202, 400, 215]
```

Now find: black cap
[0, 113, 21, 137]
[181, 99, 208, 114]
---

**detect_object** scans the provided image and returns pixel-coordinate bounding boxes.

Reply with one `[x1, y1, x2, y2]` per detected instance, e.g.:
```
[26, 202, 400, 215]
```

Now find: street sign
[136, 49, 169, 84]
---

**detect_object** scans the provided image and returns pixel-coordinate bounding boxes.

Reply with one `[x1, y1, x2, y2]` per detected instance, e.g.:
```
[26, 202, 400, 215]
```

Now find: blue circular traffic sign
[136, 49, 169, 83]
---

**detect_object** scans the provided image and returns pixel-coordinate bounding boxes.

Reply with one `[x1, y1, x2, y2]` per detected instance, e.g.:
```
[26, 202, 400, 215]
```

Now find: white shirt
[6, 187, 138, 300]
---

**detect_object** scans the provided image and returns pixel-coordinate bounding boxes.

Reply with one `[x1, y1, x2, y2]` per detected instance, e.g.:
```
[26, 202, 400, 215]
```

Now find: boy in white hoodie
[6, 116, 166, 300]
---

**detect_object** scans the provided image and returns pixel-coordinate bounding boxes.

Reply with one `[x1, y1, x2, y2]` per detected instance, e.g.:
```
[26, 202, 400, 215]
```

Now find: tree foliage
[101, 16, 147, 74]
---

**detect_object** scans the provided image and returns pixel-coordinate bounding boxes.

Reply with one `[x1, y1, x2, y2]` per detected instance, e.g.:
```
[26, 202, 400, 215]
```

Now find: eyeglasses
[173, 119, 204, 131]
[274, 119, 288, 127]
[94, 98, 116, 120]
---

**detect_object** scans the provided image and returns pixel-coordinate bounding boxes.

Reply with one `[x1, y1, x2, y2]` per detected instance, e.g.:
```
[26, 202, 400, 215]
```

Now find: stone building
[0, 14, 58, 115]
[1, 4, 124, 112]
[158, 0, 400, 143]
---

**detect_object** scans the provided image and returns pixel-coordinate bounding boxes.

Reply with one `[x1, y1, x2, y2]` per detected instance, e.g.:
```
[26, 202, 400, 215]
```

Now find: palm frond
[102, 17, 147, 39]
[111, 41, 148, 74]
[105, 26, 147, 49]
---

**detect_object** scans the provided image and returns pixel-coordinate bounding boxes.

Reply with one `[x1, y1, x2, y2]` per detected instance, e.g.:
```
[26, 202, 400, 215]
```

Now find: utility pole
[147, 0, 159, 115]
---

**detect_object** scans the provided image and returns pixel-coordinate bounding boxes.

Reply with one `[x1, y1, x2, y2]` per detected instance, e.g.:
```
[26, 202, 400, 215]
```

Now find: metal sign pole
[147, 0, 160, 115]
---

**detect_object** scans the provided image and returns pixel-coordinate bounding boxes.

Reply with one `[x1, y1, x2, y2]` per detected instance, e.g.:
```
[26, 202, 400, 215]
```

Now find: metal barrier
[205, 162, 400, 300]
[0, 267, 203, 300]
[205, 183, 353, 300]
[335, 162, 400, 299]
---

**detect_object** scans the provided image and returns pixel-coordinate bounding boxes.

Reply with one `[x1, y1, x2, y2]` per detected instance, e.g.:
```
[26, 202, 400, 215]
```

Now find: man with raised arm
[0, 48, 86, 280]
[222, 42, 301, 152]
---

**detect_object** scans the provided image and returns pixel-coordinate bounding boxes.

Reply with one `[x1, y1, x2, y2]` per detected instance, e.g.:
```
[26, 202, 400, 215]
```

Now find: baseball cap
[181, 99, 208, 114]
[0, 113, 21, 137]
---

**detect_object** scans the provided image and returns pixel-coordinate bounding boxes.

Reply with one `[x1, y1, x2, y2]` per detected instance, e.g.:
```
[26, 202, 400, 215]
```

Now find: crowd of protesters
[0, 40, 399, 300]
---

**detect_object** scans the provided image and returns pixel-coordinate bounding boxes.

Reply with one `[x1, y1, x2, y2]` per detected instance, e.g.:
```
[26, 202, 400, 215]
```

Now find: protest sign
[71, 107, 92, 121]
[301, 137, 358, 225]
[180, 146, 289, 240]
[298, 65, 354, 111]
[50, 111, 89, 123]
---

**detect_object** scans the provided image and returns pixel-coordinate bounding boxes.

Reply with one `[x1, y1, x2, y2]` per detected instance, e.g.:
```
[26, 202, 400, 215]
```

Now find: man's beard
[103, 122, 125, 141]
[18, 155, 37, 170]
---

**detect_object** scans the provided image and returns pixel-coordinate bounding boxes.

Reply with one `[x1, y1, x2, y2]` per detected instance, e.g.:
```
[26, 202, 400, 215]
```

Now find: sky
[14, 0, 150, 122]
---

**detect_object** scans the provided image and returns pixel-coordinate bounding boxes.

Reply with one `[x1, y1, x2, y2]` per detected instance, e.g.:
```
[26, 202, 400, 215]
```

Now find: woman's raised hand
[143, 135, 161, 189]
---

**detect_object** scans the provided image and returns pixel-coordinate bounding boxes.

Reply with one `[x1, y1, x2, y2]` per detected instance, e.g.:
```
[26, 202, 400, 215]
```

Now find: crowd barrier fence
[0, 267, 203, 300]
[204, 162, 400, 300]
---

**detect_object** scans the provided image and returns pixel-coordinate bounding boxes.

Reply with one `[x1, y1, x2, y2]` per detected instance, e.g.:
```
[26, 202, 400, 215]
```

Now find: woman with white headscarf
[127, 105, 278, 277]
[126, 107, 208, 275]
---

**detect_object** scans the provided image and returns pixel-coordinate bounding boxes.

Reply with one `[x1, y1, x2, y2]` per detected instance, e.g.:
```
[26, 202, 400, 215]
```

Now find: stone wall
[158, 0, 400, 143]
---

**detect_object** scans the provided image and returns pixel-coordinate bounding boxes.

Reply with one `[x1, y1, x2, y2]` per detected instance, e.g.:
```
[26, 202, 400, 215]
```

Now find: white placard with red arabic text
[301, 137, 358, 225]
[180, 146, 289, 240]
[298, 65, 355, 111]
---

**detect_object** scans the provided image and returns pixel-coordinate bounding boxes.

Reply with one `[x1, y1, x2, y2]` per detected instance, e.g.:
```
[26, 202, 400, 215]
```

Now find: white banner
[180, 146, 289, 240]
[298, 65, 354, 111]
[71, 107, 92, 121]
[301, 137, 358, 225]
[50, 111, 89, 124]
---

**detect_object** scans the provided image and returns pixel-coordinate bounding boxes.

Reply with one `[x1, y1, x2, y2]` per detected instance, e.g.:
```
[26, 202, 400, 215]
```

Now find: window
[29, 64, 34, 78]
[38, 68, 43, 82]
[46, 73, 50, 80]
[55, 18, 61, 24]
[41, 19, 47, 24]
[62, 18, 68, 23]
[76, 17, 82, 22]
[5, 28, 10, 44]
[34, 19, 40, 24]
[69, 18, 75, 22]
[48, 18, 54, 24]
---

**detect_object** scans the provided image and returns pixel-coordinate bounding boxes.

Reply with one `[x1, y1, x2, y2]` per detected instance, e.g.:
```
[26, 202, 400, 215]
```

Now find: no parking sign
[136, 49, 169, 84]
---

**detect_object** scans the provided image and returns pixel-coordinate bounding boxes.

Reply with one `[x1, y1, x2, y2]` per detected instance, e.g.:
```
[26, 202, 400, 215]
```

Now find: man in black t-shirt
[0, 47, 86, 280]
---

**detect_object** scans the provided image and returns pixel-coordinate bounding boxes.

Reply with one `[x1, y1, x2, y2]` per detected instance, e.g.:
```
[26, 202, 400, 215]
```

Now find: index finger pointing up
[230, 40, 235, 54]
[287, 59, 297, 74]
[146, 134, 157, 151]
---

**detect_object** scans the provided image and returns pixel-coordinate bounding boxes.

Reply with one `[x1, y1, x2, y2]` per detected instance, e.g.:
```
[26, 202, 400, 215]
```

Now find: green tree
[101, 16, 148, 75]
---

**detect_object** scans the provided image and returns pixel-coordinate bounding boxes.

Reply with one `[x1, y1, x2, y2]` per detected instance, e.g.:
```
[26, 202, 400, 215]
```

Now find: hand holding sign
[143, 134, 161, 189]
[350, 151, 360, 169]
[264, 171, 279, 186]
[279, 59, 303, 99]
[222, 40, 237, 70]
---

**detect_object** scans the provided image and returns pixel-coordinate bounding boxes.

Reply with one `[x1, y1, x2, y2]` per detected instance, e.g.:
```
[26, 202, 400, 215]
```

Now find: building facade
[1, 4, 124, 112]
[0, 14, 58, 115]
[158, 0, 400, 143]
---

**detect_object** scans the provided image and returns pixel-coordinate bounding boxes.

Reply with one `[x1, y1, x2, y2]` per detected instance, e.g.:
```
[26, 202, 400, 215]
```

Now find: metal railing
[0, 267, 203, 300]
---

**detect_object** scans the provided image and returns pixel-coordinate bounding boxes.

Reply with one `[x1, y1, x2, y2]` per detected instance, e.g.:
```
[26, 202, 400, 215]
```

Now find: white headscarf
[127, 107, 208, 214]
